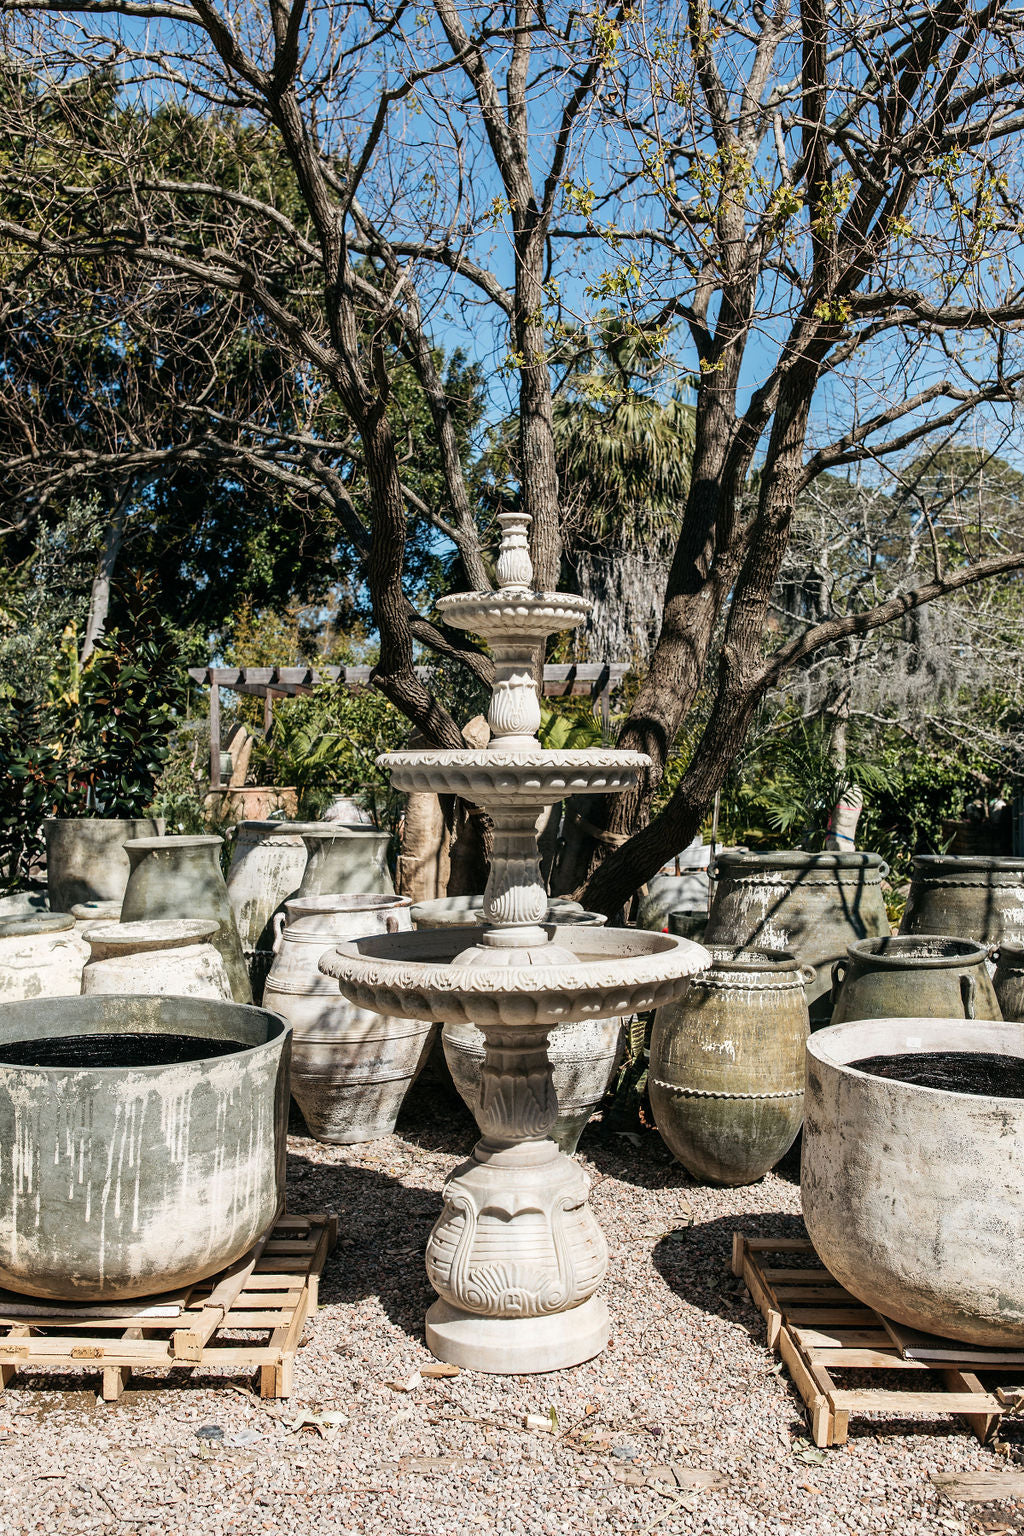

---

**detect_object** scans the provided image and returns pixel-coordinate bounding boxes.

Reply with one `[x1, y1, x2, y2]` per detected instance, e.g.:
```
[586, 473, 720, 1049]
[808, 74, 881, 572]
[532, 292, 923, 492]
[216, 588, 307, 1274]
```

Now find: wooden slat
[173, 1234, 270, 1361]
[734, 1226, 1010, 1450]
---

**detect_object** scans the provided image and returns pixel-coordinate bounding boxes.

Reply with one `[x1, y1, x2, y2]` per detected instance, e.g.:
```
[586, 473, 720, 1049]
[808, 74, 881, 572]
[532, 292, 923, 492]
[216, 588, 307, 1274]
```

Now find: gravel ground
[0, 1082, 1021, 1536]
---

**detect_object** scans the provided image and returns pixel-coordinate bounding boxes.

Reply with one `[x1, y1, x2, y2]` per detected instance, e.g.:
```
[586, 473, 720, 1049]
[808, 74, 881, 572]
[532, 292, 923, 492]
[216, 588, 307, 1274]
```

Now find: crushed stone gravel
[0, 1084, 1019, 1536]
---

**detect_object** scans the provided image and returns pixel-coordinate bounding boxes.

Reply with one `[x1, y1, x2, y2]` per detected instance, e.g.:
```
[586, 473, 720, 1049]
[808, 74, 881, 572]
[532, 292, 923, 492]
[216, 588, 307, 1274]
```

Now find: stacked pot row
[647, 850, 1024, 1187]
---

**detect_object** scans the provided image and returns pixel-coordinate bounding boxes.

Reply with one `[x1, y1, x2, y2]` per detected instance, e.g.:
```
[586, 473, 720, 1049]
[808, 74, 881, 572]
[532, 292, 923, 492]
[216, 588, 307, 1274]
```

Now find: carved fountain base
[423, 1022, 608, 1372]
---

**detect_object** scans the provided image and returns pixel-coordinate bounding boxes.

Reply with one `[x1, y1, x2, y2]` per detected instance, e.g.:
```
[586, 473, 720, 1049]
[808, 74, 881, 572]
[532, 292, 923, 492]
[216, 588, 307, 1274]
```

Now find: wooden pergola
[188, 663, 629, 789]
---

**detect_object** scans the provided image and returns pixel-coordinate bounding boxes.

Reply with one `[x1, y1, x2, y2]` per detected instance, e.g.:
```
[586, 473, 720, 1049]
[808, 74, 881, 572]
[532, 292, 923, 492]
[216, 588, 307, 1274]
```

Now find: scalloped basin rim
[319, 926, 710, 1022]
[381, 749, 651, 770]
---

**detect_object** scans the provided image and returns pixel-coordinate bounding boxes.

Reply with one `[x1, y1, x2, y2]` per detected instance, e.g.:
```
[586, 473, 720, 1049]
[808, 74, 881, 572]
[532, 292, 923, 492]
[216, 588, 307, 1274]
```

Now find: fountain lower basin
[802, 1017, 1024, 1346]
[319, 924, 709, 1028]
[0, 994, 290, 1301]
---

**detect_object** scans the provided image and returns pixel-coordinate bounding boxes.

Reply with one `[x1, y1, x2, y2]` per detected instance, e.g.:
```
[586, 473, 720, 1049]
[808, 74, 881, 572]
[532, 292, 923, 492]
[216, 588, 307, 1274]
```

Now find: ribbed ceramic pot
[649, 946, 810, 1186]
[225, 821, 308, 1001]
[120, 835, 251, 1004]
[265, 894, 431, 1144]
[703, 852, 890, 1025]
[296, 826, 394, 900]
[0, 993, 290, 1301]
[0, 914, 89, 1002]
[82, 919, 233, 1000]
[993, 944, 1024, 1023]
[899, 855, 1024, 947]
[425, 909, 621, 1155]
[831, 935, 1000, 1025]
[44, 817, 164, 911]
[71, 900, 122, 934]
[802, 1016, 1024, 1346]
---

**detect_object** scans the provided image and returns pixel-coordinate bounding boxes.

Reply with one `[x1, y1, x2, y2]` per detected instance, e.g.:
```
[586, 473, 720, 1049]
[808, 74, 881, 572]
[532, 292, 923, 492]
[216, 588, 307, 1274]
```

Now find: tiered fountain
[321, 513, 709, 1373]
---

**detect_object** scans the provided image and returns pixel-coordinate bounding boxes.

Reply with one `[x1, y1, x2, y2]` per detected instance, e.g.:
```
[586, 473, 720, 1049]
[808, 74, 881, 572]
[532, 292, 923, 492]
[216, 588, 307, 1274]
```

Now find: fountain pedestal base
[425, 1293, 609, 1373]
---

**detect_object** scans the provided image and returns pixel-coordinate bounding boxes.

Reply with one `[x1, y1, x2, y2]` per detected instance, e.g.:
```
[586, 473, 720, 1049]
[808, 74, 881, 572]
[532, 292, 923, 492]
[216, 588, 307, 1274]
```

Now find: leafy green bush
[0, 599, 184, 893]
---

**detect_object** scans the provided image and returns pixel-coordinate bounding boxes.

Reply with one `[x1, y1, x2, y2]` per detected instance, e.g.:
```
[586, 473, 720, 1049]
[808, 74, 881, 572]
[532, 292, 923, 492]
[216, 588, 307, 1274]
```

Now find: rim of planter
[126, 835, 223, 851]
[699, 944, 804, 974]
[846, 935, 989, 968]
[84, 919, 221, 954]
[808, 1015, 1024, 1103]
[911, 855, 1024, 873]
[285, 894, 411, 918]
[0, 913, 75, 939]
[711, 850, 887, 872]
[995, 943, 1024, 966]
[0, 993, 288, 1072]
[292, 824, 384, 839]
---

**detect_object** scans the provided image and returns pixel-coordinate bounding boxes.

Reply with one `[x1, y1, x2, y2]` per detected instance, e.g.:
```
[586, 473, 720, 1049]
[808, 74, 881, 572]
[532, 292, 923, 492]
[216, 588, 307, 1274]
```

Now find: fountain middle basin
[802, 1016, 1024, 1345]
[0, 994, 290, 1301]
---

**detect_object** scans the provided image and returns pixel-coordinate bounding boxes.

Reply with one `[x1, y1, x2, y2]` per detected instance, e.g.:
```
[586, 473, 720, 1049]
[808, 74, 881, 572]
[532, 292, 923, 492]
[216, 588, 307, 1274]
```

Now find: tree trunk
[516, 220, 561, 591]
[81, 497, 128, 662]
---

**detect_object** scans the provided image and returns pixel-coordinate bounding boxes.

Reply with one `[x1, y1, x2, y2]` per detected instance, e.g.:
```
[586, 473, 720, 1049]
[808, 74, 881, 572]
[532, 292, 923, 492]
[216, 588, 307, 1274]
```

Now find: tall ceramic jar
[993, 944, 1024, 1022]
[81, 919, 233, 1000]
[703, 851, 890, 1024]
[263, 894, 431, 1143]
[0, 914, 89, 1001]
[899, 855, 1024, 947]
[649, 946, 810, 1185]
[44, 817, 163, 911]
[225, 821, 308, 1001]
[70, 900, 121, 934]
[830, 935, 1000, 1025]
[296, 826, 394, 899]
[120, 835, 252, 1003]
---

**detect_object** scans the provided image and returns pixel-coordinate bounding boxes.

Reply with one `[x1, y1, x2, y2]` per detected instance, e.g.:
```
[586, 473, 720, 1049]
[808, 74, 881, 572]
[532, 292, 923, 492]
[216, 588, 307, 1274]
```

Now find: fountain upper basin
[320, 925, 710, 1029]
[381, 749, 650, 805]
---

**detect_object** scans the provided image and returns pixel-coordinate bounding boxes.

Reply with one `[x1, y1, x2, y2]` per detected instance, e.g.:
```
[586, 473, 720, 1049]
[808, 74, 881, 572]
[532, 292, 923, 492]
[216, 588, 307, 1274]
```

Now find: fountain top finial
[495, 512, 533, 593]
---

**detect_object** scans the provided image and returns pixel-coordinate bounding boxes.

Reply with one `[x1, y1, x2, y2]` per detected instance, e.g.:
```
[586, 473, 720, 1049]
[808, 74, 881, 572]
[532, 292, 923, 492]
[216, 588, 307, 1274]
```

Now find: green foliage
[250, 686, 411, 830]
[0, 588, 184, 892]
[537, 704, 607, 751]
[751, 722, 887, 849]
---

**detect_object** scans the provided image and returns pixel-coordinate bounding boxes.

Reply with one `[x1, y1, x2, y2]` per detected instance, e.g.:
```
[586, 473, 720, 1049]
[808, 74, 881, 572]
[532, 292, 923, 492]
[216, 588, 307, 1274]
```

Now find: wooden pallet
[732, 1230, 1019, 1448]
[0, 1213, 336, 1402]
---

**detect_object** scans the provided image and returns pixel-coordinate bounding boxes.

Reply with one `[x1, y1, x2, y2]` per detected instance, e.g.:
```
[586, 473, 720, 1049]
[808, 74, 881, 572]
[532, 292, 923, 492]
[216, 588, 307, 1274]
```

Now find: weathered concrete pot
[899, 855, 1024, 947]
[802, 1016, 1024, 1345]
[0, 993, 290, 1300]
[71, 900, 122, 933]
[993, 944, 1024, 1023]
[0, 891, 48, 918]
[637, 872, 710, 931]
[649, 946, 810, 1185]
[265, 894, 432, 1143]
[831, 935, 1000, 1026]
[703, 851, 890, 1025]
[82, 919, 233, 1000]
[296, 826, 394, 900]
[44, 817, 163, 912]
[668, 908, 708, 942]
[120, 835, 251, 1004]
[0, 914, 89, 1001]
[225, 821, 308, 1001]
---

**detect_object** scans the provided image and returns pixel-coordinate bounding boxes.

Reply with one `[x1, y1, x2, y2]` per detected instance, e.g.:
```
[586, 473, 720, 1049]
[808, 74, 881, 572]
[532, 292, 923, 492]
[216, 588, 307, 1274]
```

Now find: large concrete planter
[82, 919, 232, 1000]
[225, 821, 308, 1001]
[0, 993, 289, 1301]
[993, 944, 1024, 1022]
[703, 851, 890, 1025]
[649, 946, 810, 1185]
[265, 894, 431, 1143]
[295, 825, 394, 899]
[44, 817, 163, 912]
[802, 1016, 1024, 1345]
[830, 936, 1000, 1025]
[899, 855, 1024, 947]
[0, 914, 88, 1001]
[121, 835, 251, 1004]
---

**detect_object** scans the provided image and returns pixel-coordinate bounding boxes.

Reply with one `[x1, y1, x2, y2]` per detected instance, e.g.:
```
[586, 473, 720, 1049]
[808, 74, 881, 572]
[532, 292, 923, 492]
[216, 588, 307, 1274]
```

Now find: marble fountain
[321, 513, 709, 1373]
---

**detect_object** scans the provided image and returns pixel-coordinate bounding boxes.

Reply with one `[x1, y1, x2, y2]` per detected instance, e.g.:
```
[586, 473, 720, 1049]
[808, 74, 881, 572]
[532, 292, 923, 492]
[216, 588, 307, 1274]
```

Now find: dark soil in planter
[0, 1033, 248, 1069]
[853, 1050, 1024, 1098]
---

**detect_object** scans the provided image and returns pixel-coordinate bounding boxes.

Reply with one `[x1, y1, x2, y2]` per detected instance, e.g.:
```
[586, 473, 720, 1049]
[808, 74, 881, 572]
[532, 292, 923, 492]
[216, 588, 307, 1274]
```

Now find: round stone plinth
[425, 1294, 609, 1373]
